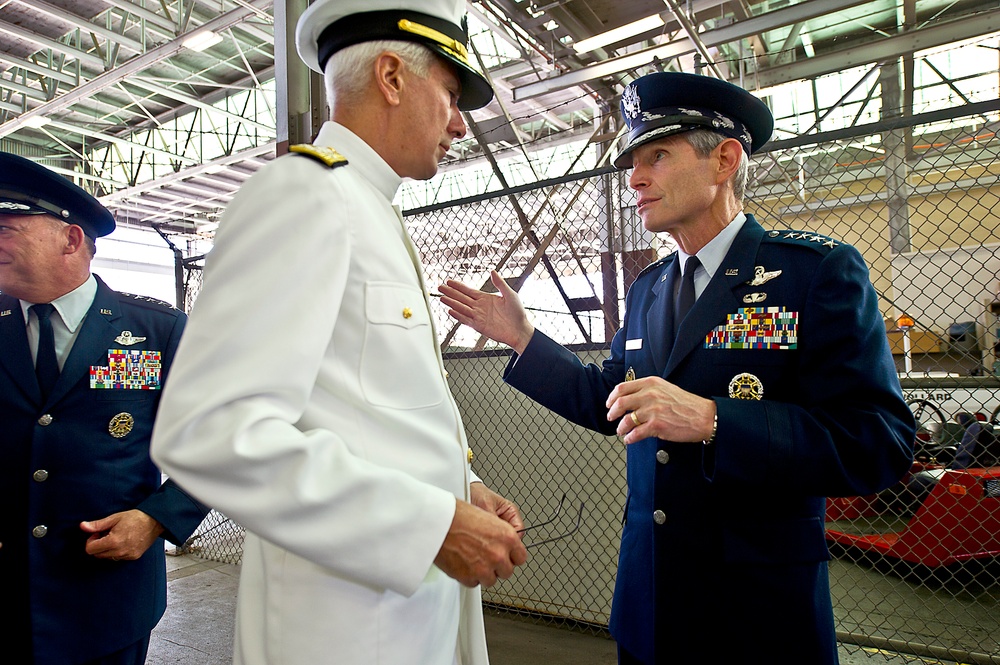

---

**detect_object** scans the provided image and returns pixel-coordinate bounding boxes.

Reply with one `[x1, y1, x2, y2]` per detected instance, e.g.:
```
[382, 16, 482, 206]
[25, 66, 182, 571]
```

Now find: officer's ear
[373, 51, 406, 108]
[714, 138, 743, 184]
[62, 223, 87, 255]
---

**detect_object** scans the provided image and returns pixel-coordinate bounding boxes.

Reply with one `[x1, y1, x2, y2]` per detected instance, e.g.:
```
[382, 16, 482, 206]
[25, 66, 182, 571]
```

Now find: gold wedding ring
[630, 412, 641, 427]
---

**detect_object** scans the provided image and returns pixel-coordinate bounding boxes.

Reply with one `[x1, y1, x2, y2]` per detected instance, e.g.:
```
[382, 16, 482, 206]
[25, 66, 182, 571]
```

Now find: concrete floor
[148, 552, 978, 665]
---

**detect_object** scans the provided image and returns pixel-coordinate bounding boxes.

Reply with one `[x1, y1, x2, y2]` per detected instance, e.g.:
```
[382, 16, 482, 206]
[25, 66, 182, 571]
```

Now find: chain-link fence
[175, 100, 1000, 661]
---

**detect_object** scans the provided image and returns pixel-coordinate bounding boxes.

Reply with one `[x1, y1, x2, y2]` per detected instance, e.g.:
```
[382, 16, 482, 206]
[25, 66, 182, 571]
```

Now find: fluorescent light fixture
[573, 14, 665, 54]
[182, 30, 223, 52]
[21, 115, 51, 129]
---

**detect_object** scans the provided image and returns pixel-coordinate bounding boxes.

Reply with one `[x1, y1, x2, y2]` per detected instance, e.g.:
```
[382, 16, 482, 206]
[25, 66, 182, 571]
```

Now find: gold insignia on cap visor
[109, 412, 134, 438]
[398, 18, 469, 64]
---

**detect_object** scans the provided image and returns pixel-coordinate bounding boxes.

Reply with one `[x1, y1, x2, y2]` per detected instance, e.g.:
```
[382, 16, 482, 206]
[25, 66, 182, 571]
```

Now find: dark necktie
[674, 256, 700, 335]
[31, 303, 60, 399]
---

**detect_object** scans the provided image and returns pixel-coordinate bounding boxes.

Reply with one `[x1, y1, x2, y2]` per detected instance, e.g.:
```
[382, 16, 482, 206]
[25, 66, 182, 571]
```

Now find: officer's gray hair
[324, 40, 437, 109]
[683, 129, 750, 202]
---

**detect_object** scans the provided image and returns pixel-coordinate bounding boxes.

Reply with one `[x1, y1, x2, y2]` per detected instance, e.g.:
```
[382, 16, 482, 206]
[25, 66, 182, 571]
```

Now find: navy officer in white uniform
[0, 151, 209, 665]
[151, 1, 528, 664]
[440, 72, 915, 664]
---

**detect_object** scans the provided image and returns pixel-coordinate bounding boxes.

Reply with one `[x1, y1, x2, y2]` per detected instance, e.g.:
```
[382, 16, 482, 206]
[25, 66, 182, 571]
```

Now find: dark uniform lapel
[47, 277, 121, 405]
[664, 215, 767, 377]
[0, 294, 42, 403]
[646, 256, 679, 376]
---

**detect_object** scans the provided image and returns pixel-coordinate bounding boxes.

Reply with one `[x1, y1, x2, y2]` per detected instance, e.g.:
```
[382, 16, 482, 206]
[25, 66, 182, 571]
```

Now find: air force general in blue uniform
[440, 73, 915, 664]
[0, 152, 209, 665]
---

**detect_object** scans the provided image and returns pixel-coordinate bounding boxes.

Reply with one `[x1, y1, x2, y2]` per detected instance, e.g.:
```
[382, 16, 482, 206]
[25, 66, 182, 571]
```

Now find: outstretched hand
[439, 270, 535, 354]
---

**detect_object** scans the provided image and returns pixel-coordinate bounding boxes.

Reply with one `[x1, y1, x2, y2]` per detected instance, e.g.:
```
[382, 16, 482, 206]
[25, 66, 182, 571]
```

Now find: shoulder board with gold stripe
[289, 145, 349, 168]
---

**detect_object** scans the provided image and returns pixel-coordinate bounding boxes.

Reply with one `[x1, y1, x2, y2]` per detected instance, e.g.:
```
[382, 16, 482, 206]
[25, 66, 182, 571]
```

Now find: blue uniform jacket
[504, 216, 915, 664]
[0, 276, 209, 665]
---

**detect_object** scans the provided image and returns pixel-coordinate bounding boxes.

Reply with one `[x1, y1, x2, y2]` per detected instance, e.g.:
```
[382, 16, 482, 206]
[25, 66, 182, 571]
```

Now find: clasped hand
[80, 509, 165, 561]
[434, 483, 528, 588]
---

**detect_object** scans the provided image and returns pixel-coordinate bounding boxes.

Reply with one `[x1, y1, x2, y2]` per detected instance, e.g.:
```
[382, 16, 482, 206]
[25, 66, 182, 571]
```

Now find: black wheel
[907, 399, 946, 449]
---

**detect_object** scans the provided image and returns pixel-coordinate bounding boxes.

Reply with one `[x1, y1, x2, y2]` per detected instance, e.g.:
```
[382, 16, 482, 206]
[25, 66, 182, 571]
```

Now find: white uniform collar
[314, 122, 402, 202]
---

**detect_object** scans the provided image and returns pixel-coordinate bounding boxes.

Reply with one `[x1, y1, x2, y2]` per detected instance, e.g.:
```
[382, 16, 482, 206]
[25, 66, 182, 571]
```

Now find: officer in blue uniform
[0, 151, 209, 665]
[440, 72, 915, 664]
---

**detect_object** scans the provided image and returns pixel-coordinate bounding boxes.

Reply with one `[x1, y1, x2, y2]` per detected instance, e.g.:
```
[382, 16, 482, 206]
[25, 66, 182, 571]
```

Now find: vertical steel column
[599, 169, 620, 340]
[879, 62, 912, 254]
[275, 0, 324, 155]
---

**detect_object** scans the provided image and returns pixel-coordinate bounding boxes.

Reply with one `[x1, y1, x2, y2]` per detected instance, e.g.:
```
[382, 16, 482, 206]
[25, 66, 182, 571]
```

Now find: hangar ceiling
[1, 0, 998, 239]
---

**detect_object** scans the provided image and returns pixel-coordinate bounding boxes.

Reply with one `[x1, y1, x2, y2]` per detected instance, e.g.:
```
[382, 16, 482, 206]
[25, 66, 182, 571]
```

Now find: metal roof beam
[129, 77, 274, 133]
[98, 141, 274, 202]
[0, 19, 106, 69]
[44, 118, 198, 164]
[512, 0, 874, 100]
[0, 73, 49, 102]
[755, 10, 1000, 89]
[98, 0, 178, 34]
[13, 0, 146, 53]
[0, 52, 78, 84]
[0, 0, 272, 138]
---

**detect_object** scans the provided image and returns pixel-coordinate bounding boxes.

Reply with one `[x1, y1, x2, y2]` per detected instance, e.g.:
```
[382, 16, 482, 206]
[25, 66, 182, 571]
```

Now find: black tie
[674, 256, 700, 335]
[31, 303, 60, 399]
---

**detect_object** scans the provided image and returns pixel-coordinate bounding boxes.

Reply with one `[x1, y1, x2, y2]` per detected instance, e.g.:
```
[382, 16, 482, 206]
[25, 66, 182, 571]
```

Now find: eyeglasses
[517, 493, 585, 549]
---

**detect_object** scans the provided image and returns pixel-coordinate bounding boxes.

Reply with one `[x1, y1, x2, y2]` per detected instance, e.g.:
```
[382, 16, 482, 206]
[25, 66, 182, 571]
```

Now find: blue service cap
[613, 72, 774, 169]
[0, 151, 115, 238]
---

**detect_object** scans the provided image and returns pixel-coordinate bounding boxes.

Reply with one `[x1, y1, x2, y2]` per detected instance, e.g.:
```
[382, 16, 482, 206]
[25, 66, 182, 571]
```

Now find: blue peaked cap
[0, 151, 115, 238]
[613, 72, 774, 169]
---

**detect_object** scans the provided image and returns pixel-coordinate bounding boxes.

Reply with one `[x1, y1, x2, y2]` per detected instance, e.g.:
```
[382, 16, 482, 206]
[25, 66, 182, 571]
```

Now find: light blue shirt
[675, 211, 747, 301]
[20, 274, 97, 370]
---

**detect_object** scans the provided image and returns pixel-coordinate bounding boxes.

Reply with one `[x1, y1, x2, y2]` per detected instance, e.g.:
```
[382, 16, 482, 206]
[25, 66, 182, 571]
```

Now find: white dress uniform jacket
[151, 122, 487, 665]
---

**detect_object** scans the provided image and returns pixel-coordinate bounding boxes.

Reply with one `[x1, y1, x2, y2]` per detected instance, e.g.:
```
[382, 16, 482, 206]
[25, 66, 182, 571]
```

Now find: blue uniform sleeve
[503, 327, 628, 438]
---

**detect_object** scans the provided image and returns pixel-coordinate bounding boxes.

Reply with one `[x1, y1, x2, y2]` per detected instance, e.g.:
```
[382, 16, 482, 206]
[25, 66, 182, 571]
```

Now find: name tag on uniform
[625, 338, 643, 350]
